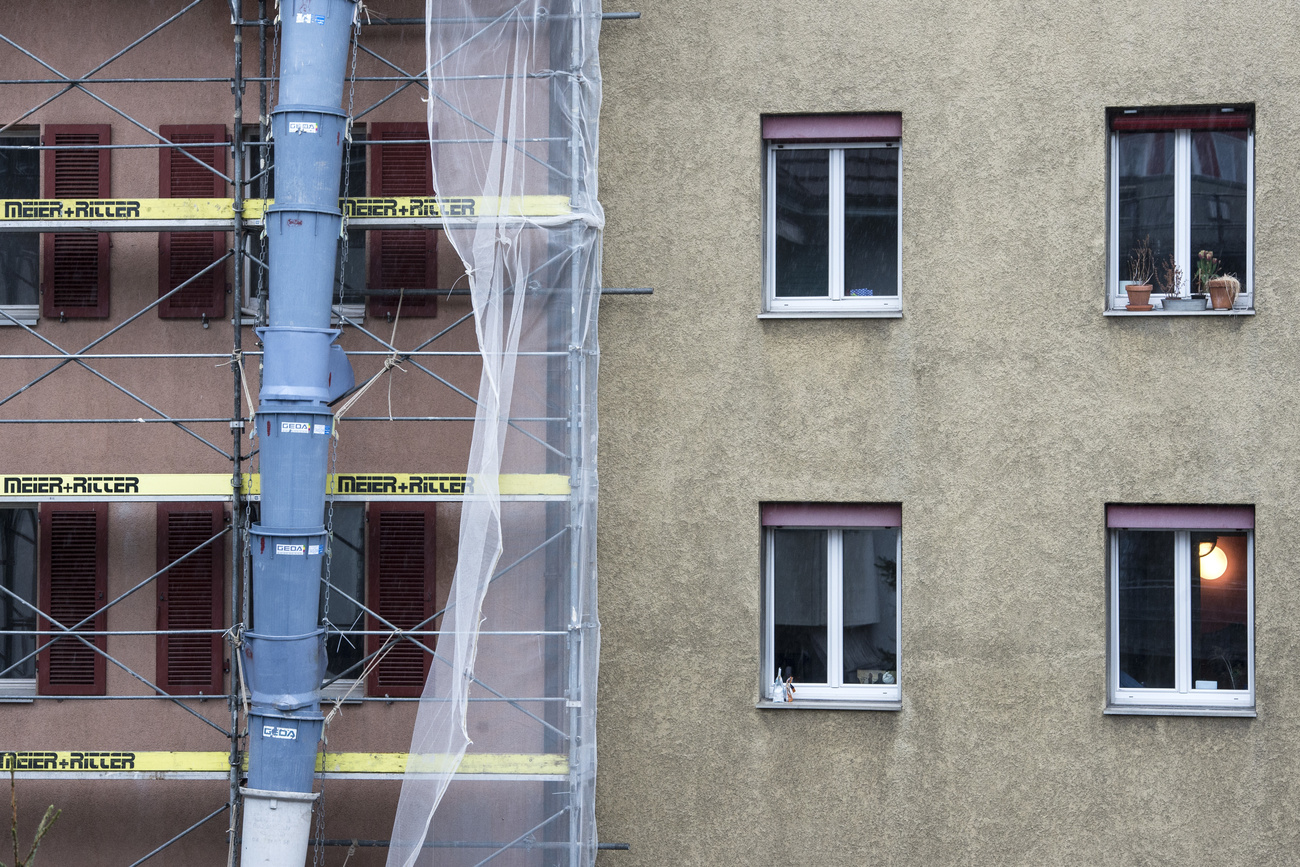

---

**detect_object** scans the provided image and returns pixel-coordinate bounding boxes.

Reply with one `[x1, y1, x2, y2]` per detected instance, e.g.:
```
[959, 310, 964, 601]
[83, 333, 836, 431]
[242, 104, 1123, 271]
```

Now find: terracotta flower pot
[1207, 278, 1234, 310]
[1125, 284, 1153, 310]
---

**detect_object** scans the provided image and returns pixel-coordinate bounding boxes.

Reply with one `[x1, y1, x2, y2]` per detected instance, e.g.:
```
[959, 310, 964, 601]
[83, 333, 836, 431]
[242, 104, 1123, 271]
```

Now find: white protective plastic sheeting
[386, 1, 603, 865]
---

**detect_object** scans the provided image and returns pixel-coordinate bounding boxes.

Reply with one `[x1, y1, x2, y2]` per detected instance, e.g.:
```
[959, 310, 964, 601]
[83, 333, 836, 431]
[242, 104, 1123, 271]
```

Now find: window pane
[1116, 132, 1174, 283]
[0, 133, 39, 306]
[842, 528, 897, 685]
[1190, 130, 1248, 289]
[773, 149, 829, 298]
[1190, 532, 1249, 691]
[320, 503, 365, 680]
[337, 135, 367, 305]
[0, 508, 38, 679]
[843, 149, 898, 298]
[337, 230, 366, 305]
[772, 528, 827, 683]
[1117, 530, 1175, 689]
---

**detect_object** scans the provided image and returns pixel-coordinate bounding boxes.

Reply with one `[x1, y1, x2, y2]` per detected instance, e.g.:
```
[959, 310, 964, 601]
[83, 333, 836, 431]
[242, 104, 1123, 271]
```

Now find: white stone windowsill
[756, 699, 902, 712]
[759, 310, 903, 320]
[1105, 704, 1256, 718]
[1105, 308, 1255, 317]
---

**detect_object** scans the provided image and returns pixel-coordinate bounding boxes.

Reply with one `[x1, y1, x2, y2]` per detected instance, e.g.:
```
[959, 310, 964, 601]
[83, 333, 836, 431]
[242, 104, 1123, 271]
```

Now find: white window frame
[1107, 518, 1255, 716]
[0, 128, 41, 327]
[763, 141, 902, 317]
[1107, 110, 1254, 312]
[320, 500, 365, 703]
[761, 515, 901, 707]
[0, 307, 38, 328]
[0, 504, 38, 700]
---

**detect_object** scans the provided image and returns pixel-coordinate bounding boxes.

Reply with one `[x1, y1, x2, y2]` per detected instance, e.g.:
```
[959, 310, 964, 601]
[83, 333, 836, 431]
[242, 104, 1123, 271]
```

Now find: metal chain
[337, 4, 361, 310]
[255, 7, 279, 326]
[323, 0, 360, 652]
[311, 733, 327, 867]
[314, 13, 363, 867]
[270, 2, 280, 109]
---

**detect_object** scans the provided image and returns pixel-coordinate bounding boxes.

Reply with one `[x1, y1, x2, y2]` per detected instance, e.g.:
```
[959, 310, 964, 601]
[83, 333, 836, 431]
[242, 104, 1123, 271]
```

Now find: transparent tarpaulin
[387, 1, 602, 865]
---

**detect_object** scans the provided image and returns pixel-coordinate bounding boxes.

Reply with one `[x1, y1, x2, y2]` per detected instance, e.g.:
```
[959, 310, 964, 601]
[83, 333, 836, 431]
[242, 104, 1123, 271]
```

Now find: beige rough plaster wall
[595, 2, 1300, 865]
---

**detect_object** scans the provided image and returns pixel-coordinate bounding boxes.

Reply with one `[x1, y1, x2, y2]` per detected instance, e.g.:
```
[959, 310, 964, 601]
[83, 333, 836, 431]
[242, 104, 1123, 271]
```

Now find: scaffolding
[0, 1, 633, 863]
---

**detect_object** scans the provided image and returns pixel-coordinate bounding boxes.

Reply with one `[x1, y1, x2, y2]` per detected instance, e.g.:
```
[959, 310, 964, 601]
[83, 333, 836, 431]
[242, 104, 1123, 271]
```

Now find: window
[37, 503, 107, 696]
[320, 502, 365, 692]
[240, 126, 367, 323]
[42, 125, 111, 319]
[1108, 105, 1253, 312]
[762, 114, 901, 317]
[253, 500, 437, 698]
[1107, 505, 1254, 715]
[0, 507, 38, 697]
[0, 129, 40, 326]
[156, 503, 225, 696]
[761, 503, 900, 707]
[368, 122, 439, 319]
[158, 125, 228, 319]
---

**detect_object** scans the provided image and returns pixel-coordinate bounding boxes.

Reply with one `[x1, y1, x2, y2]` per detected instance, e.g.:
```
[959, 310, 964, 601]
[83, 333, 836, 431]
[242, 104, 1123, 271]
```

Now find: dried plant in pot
[1123, 237, 1156, 310]
[1155, 254, 1202, 311]
[1207, 275, 1241, 309]
[1197, 249, 1240, 310]
[1155, 254, 1204, 311]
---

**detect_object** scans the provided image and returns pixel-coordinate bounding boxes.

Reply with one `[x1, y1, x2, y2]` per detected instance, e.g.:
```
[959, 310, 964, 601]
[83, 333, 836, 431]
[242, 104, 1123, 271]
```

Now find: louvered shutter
[156, 503, 224, 695]
[366, 504, 436, 697]
[158, 125, 227, 318]
[37, 503, 106, 695]
[41, 125, 110, 319]
[368, 122, 438, 318]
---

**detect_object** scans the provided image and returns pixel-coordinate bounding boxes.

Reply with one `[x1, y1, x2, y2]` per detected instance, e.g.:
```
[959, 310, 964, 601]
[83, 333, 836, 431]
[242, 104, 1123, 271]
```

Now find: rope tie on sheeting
[332, 289, 406, 426]
[220, 350, 258, 436]
[226, 624, 251, 724]
[322, 628, 403, 728]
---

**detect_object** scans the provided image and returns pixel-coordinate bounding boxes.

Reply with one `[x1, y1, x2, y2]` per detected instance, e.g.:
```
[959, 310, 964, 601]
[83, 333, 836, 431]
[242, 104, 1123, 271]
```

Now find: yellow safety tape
[0, 196, 571, 222]
[0, 750, 568, 775]
[0, 473, 571, 498]
[326, 473, 572, 497]
[0, 474, 233, 497]
[1, 751, 229, 772]
[318, 752, 569, 775]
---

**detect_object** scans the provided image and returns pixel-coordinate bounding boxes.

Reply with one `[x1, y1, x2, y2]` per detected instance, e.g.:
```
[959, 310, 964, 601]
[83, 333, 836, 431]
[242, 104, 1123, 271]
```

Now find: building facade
[2, 0, 1299, 865]
[1, 1, 592, 863]
[594, 2, 1299, 865]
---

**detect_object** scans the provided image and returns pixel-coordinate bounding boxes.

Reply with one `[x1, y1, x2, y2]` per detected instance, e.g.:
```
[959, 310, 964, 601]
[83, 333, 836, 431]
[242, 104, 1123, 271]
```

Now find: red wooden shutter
[158, 125, 227, 318]
[368, 122, 438, 318]
[37, 503, 107, 695]
[366, 504, 436, 697]
[156, 503, 225, 695]
[41, 125, 110, 319]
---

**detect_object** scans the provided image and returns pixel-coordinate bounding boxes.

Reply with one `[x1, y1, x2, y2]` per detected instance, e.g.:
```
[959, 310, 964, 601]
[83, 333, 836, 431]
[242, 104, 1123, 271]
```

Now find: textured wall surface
[595, 2, 1300, 864]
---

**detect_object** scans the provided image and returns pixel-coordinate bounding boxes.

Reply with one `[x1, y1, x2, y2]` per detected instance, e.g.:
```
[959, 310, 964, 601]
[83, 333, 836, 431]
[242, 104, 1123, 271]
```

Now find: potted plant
[1123, 237, 1156, 310]
[1157, 254, 1204, 311]
[1197, 249, 1240, 310]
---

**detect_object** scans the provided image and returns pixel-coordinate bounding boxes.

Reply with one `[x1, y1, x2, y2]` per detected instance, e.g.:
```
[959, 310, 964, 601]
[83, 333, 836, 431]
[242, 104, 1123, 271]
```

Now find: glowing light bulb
[1199, 542, 1228, 581]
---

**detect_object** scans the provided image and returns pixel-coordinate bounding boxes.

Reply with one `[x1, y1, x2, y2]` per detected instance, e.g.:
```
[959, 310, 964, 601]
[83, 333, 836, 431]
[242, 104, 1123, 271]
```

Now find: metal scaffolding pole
[228, 6, 248, 862]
